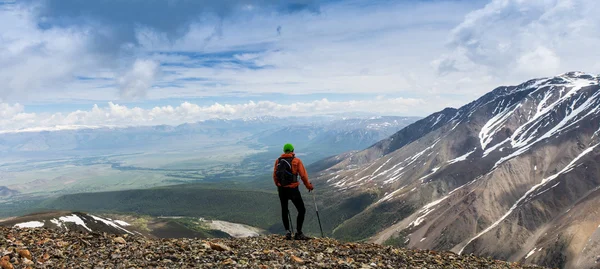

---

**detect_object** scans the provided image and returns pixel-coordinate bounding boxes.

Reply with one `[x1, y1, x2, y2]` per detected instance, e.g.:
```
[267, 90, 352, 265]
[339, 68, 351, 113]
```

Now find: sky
[1, 0, 600, 132]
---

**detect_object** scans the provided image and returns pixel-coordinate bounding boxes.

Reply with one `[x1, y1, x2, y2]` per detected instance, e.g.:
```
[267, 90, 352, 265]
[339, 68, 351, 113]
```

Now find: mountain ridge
[314, 71, 600, 269]
[0, 186, 18, 198]
[0, 211, 261, 240]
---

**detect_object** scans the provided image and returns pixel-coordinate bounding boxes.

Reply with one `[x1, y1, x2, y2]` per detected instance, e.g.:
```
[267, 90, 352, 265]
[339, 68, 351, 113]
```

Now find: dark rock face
[315, 72, 600, 269]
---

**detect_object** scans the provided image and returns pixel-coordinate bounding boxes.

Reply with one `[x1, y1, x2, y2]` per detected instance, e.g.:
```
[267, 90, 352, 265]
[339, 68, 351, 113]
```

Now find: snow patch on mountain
[14, 221, 45, 228]
[479, 103, 521, 150]
[447, 148, 477, 165]
[404, 139, 440, 167]
[383, 171, 405, 185]
[373, 161, 405, 180]
[483, 139, 509, 157]
[50, 218, 65, 230]
[206, 220, 262, 238]
[419, 166, 442, 182]
[431, 114, 445, 126]
[409, 183, 470, 228]
[376, 186, 406, 204]
[59, 214, 92, 232]
[371, 158, 394, 178]
[90, 215, 133, 234]
[529, 182, 561, 200]
[493, 80, 600, 167]
[460, 143, 599, 255]
[525, 247, 541, 259]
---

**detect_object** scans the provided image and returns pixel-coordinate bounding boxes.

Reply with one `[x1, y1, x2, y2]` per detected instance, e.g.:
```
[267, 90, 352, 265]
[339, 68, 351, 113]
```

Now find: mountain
[0, 226, 545, 268]
[0, 118, 284, 154]
[0, 116, 417, 166]
[0, 211, 263, 239]
[314, 72, 600, 269]
[245, 116, 419, 165]
[0, 186, 18, 198]
[254, 117, 418, 150]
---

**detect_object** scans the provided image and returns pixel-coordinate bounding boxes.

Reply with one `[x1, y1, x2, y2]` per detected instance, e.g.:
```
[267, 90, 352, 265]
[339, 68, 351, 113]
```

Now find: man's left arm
[297, 159, 313, 190]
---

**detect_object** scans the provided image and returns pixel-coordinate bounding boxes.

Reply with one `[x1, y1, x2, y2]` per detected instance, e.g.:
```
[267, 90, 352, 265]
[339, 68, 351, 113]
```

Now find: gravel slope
[0, 227, 549, 268]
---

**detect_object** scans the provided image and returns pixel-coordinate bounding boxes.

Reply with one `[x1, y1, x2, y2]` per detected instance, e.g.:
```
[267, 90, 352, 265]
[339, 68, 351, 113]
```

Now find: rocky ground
[0, 227, 549, 269]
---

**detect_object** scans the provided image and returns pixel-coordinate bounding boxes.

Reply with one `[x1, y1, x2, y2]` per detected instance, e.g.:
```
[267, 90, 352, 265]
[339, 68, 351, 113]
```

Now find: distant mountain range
[315, 72, 600, 269]
[0, 117, 281, 153]
[0, 116, 418, 155]
[245, 116, 419, 165]
[0, 186, 18, 197]
[253, 117, 416, 150]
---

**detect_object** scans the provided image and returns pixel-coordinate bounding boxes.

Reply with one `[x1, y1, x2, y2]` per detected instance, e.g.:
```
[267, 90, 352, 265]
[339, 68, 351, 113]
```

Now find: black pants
[278, 187, 306, 233]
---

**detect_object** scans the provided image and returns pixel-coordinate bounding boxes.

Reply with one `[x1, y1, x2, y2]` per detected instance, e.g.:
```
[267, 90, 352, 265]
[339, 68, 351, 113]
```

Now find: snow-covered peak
[321, 71, 600, 195]
[559, 71, 597, 80]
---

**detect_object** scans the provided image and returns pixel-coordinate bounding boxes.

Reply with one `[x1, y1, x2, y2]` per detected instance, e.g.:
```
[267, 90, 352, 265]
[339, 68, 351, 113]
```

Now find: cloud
[0, 97, 424, 133]
[437, 0, 600, 80]
[0, 4, 98, 101]
[25, 0, 321, 53]
[0, 0, 321, 102]
[0, 103, 24, 118]
[2, 0, 485, 109]
[516, 46, 560, 76]
[118, 59, 160, 100]
[136, 0, 479, 99]
[15, 0, 596, 120]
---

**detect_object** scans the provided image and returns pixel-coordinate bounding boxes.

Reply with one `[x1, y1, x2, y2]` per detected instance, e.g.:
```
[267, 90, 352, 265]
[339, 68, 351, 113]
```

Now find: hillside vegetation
[40, 183, 282, 231]
[33, 179, 376, 239]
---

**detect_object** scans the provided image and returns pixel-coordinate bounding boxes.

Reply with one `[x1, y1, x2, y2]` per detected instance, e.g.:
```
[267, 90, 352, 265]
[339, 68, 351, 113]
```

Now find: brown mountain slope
[314, 72, 600, 269]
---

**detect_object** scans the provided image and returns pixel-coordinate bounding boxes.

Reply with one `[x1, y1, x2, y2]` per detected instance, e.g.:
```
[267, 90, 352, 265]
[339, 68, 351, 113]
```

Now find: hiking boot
[285, 231, 292, 240]
[294, 232, 311, 240]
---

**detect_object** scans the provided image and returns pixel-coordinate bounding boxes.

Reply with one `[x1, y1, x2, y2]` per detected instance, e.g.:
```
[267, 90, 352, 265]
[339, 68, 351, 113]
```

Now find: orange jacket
[273, 153, 313, 190]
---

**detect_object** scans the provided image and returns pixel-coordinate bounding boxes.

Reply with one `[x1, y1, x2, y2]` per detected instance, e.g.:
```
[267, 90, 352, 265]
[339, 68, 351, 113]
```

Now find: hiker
[273, 143, 314, 240]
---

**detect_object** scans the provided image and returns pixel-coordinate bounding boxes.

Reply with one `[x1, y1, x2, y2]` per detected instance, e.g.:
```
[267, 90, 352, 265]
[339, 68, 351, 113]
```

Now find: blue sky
[1, 0, 600, 131]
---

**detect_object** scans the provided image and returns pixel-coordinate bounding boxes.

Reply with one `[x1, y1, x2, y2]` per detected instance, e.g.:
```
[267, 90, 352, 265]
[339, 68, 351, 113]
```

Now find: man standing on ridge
[273, 143, 314, 240]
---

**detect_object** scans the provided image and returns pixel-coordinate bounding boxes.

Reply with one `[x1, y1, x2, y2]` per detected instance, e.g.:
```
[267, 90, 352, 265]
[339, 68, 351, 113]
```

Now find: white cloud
[1, 0, 479, 107]
[0, 97, 424, 133]
[0, 103, 24, 118]
[438, 0, 600, 82]
[118, 59, 160, 100]
[124, 0, 480, 99]
[0, 5, 95, 101]
[4, 0, 600, 123]
[516, 46, 560, 76]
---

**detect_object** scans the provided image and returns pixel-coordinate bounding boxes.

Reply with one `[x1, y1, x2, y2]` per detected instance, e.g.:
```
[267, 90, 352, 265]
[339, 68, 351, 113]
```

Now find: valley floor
[0, 227, 547, 268]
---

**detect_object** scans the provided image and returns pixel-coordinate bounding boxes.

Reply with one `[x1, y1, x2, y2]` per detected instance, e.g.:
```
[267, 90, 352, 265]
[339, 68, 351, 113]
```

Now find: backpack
[276, 157, 297, 187]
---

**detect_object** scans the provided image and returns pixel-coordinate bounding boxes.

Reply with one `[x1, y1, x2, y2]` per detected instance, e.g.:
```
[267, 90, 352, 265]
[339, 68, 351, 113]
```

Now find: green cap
[283, 143, 294, 153]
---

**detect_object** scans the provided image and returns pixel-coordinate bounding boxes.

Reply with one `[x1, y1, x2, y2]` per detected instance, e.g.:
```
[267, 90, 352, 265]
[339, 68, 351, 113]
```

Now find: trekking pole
[288, 211, 294, 234]
[312, 191, 324, 238]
